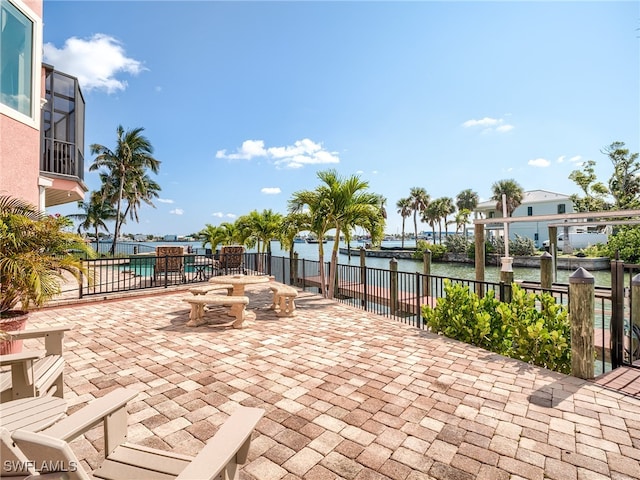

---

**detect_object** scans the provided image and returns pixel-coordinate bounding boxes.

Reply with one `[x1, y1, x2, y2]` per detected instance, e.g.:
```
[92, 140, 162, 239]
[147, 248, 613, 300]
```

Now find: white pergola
[472, 209, 640, 283]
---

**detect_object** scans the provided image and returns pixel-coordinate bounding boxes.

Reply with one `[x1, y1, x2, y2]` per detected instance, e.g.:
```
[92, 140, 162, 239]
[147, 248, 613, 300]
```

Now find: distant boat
[293, 235, 306, 244]
[305, 235, 327, 244]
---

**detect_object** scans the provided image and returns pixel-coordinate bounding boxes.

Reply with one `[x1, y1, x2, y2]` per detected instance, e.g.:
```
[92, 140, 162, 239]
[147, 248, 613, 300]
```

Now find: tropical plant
[89, 125, 161, 255]
[396, 197, 412, 249]
[199, 222, 240, 252]
[421, 203, 439, 242]
[289, 169, 385, 298]
[66, 191, 118, 248]
[431, 197, 455, 243]
[444, 234, 470, 254]
[0, 196, 94, 317]
[604, 141, 640, 210]
[568, 160, 611, 212]
[408, 187, 429, 243]
[422, 281, 571, 374]
[454, 208, 471, 235]
[606, 226, 640, 262]
[491, 179, 524, 217]
[236, 209, 283, 255]
[456, 189, 479, 213]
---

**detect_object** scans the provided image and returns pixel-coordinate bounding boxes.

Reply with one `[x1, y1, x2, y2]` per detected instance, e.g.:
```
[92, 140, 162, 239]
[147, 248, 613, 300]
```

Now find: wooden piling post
[570, 267, 595, 379]
[390, 258, 398, 315]
[360, 247, 366, 284]
[423, 249, 431, 298]
[548, 225, 558, 282]
[540, 252, 553, 289]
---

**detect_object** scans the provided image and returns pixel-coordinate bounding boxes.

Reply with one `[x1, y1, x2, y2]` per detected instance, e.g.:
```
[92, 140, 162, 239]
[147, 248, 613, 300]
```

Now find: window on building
[527, 206, 533, 216]
[488, 211, 495, 219]
[557, 204, 566, 214]
[0, 0, 33, 117]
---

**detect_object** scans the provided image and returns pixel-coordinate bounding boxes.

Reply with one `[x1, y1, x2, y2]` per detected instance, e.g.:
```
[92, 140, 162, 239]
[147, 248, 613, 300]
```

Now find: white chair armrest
[176, 406, 264, 480]
[0, 350, 44, 367]
[5, 325, 74, 340]
[42, 388, 138, 443]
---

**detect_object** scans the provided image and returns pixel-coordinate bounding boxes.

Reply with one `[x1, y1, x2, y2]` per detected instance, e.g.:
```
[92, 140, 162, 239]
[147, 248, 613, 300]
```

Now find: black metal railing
[41, 138, 83, 178]
[75, 251, 621, 376]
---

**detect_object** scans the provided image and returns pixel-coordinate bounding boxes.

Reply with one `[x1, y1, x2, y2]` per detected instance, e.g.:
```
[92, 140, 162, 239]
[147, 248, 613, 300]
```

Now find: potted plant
[0, 195, 95, 353]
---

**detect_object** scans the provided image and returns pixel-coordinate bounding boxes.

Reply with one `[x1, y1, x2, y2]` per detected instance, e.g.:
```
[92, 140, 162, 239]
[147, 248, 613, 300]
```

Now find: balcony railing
[41, 138, 84, 178]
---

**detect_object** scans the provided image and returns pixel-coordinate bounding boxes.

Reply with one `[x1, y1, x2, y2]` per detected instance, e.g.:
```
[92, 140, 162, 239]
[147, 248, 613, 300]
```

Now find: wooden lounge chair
[0, 325, 72, 402]
[217, 245, 245, 275]
[11, 387, 264, 480]
[0, 391, 132, 478]
[154, 246, 186, 285]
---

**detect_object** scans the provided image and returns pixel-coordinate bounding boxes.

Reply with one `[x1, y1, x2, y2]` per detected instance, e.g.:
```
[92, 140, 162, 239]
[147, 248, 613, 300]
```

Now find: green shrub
[422, 281, 571, 374]
[489, 235, 535, 256]
[413, 240, 447, 260]
[606, 226, 640, 262]
[510, 234, 536, 256]
[444, 234, 471, 254]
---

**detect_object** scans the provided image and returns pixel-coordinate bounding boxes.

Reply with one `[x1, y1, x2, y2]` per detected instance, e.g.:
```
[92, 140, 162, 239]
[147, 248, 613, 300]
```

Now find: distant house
[163, 234, 178, 242]
[474, 190, 575, 248]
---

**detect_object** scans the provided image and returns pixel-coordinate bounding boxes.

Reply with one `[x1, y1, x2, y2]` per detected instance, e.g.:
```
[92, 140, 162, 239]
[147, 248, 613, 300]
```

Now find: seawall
[338, 248, 611, 271]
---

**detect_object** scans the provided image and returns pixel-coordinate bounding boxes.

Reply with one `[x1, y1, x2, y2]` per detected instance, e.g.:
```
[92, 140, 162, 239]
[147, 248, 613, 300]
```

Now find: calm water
[124, 239, 612, 287]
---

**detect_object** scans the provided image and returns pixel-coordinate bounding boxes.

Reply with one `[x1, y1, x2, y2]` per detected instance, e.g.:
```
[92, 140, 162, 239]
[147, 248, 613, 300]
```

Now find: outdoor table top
[0, 395, 67, 432]
[208, 274, 270, 288]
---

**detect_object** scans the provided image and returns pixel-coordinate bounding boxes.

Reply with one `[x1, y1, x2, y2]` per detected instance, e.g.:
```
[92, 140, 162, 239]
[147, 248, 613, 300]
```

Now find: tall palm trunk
[318, 242, 327, 298]
[110, 174, 126, 255]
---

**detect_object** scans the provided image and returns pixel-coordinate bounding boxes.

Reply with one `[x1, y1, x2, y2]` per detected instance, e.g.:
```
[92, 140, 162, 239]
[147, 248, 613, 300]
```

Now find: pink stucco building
[1, 0, 86, 210]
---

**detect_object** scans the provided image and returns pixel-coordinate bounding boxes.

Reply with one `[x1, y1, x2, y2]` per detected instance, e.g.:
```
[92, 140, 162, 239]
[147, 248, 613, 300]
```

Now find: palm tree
[290, 169, 385, 298]
[199, 224, 228, 254]
[435, 197, 455, 243]
[421, 203, 439, 243]
[89, 125, 160, 255]
[454, 208, 472, 235]
[408, 187, 429, 243]
[396, 197, 412, 248]
[289, 189, 333, 297]
[237, 209, 283, 255]
[456, 189, 479, 213]
[66, 191, 118, 249]
[491, 179, 524, 217]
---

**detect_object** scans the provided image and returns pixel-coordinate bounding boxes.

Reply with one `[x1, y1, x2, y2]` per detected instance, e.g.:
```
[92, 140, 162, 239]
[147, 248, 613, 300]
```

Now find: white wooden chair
[11, 388, 264, 480]
[0, 325, 72, 402]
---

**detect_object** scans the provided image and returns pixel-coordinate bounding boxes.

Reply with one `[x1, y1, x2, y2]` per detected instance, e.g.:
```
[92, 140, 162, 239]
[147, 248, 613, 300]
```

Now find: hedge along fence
[421, 281, 572, 374]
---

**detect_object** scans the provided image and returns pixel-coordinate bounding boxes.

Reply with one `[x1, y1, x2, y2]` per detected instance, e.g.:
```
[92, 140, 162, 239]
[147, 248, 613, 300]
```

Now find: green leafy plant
[413, 240, 447, 260]
[0, 196, 95, 317]
[422, 281, 571, 373]
[606, 226, 640, 262]
[444, 234, 471, 254]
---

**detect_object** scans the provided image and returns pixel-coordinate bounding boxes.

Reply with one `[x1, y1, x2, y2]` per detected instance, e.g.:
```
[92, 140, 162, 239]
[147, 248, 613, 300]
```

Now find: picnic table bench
[269, 283, 298, 317]
[183, 294, 250, 328]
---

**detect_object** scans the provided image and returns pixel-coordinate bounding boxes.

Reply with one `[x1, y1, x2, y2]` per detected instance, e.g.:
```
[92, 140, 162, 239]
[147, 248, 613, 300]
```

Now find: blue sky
[43, 0, 640, 237]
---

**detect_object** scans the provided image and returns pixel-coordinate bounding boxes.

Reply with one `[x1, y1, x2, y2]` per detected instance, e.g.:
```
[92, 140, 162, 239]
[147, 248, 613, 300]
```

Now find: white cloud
[216, 138, 340, 168]
[569, 155, 582, 163]
[557, 155, 566, 163]
[528, 158, 551, 168]
[169, 208, 184, 215]
[261, 187, 281, 195]
[157, 198, 174, 204]
[211, 212, 237, 220]
[462, 116, 514, 134]
[43, 34, 144, 93]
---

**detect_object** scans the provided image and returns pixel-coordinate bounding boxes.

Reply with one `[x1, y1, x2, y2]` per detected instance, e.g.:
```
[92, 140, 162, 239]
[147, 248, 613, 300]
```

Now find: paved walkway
[23, 284, 640, 479]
